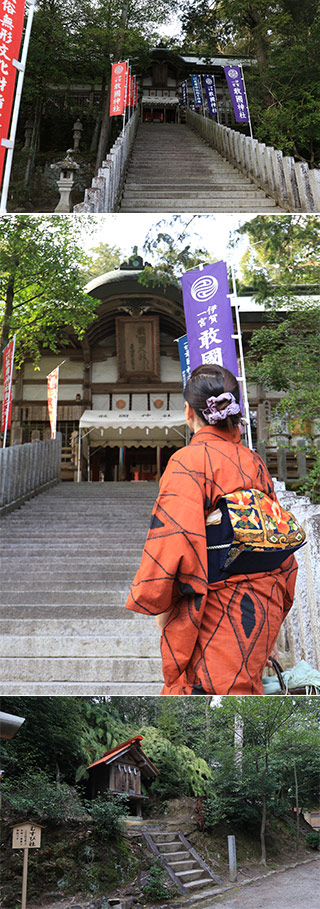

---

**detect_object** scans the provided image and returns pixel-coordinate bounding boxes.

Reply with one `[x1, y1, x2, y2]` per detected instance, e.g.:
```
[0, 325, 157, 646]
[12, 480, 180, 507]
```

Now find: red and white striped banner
[1, 335, 15, 434]
[0, 0, 26, 187]
[47, 367, 59, 439]
[109, 60, 127, 117]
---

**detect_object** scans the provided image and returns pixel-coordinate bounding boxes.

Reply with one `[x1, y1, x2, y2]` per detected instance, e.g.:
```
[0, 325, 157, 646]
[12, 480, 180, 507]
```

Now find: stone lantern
[54, 150, 80, 212]
[73, 118, 83, 152]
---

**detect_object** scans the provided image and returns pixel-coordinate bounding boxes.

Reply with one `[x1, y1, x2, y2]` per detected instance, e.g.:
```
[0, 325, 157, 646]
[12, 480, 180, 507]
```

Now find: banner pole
[231, 265, 253, 449]
[212, 74, 220, 124]
[77, 428, 81, 482]
[122, 59, 129, 136]
[240, 64, 253, 139]
[3, 334, 16, 449]
[0, 0, 36, 215]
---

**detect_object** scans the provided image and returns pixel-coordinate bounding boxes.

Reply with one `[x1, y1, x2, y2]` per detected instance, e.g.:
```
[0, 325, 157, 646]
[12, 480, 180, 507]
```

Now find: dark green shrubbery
[142, 859, 177, 902]
[306, 831, 320, 850]
[1, 771, 86, 823]
[85, 795, 129, 841]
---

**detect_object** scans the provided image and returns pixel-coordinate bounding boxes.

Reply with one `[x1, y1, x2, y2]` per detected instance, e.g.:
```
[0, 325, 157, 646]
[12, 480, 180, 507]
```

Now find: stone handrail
[186, 108, 320, 212]
[0, 436, 62, 517]
[74, 109, 139, 213]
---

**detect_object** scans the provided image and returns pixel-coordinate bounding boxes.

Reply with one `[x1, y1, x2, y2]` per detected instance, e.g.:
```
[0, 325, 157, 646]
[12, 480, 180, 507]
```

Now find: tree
[233, 215, 320, 432]
[181, 1, 320, 164]
[0, 216, 98, 369]
[139, 215, 216, 290]
[84, 242, 121, 282]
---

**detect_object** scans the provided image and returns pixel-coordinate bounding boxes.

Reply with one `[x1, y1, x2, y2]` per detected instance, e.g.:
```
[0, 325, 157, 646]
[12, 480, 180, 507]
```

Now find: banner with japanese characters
[190, 74, 203, 108]
[127, 72, 134, 108]
[203, 74, 218, 116]
[0, 0, 26, 187]
[109, 61, 127, 116]
[177, 335, 191, 390]
[223, 65, 249, 124]
[47, 367, 59, 439]
[181, 80, 188, 106]
[133, 76, 138, 107]
[180, 262, 239, 380]
[1, 335, 15, 433]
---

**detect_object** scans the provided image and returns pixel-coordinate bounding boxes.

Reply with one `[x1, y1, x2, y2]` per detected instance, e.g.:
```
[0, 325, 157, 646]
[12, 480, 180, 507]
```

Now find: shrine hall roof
[87, 735, 159, 777]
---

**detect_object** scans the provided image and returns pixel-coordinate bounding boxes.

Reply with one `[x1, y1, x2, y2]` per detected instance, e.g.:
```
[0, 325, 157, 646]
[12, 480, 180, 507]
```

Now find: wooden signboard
[11, 823, 42, 909]
[116, 316, 160, 380]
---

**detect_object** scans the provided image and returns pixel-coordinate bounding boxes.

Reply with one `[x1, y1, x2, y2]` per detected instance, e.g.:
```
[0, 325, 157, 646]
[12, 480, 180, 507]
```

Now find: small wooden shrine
[86, 735, 159, 817]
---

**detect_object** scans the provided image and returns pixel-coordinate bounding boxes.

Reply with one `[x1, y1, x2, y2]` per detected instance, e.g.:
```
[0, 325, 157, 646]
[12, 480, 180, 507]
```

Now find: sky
[76, 213, 252, 277]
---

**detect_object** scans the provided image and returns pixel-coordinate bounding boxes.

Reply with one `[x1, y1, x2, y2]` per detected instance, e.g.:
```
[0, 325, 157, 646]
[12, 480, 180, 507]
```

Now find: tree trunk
[0, 272, 15, 358]
[293, 759, 300, 849]
[95, 1, 129, 172]
[260, 789, 267, 865]
[24, 95, 42, 188]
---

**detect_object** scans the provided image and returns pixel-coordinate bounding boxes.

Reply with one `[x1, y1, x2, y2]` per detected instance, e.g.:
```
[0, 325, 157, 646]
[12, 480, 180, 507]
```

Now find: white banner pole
[2, 334, 16, 449]
[122, 59, 129, 136]
[53, 367, 59, 440]
[77, 427, 81, 482]
[212, 74, 220, 124]
[231, 265, 253, 449]
[0, 0, 36, 215]
[240, 63, 253, 140]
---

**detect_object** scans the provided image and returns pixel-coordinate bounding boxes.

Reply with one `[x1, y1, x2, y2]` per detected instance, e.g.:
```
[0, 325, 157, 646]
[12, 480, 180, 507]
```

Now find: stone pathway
[120, 123, 281, 213]
[0, 482, 163, 694]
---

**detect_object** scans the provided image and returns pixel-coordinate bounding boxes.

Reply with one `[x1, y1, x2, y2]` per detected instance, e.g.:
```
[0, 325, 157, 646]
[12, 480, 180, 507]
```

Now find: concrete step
[158, 842, 183, 853]
[167, 860, 199, 873]
[0, 682, 163, 695]
[122, 201, 278, 212]
[184, 878, 215, 891]
[175, 869, 208, 883]
[0, 656, 162, 683]
[122, 188, 266, 200]
[0, 633, 159, 658]
[162, 850, 190, 862]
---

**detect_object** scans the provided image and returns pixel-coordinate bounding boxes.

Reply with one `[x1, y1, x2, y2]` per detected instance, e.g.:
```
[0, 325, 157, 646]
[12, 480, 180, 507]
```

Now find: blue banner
[190, 74, 203, 108]
[177, 335, 191, 390]
[203, 74, 218, 116]
[181, 80, 188, 106]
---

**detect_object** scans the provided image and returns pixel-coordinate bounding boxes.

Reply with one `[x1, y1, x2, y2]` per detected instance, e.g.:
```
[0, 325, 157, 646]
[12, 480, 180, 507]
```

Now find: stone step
[175, 869, 208, 883]
[158, 842, 183, 853]
[122, 188, 265, 200]
[167, 860, 198, 873]
[0, 631, 159, 658]
[122, 201, 278, 212]
[0, 656, 162, 683]
[152, 832, 180, 842]
[0, 681, 163, 695]
[163, 850, 190, 862]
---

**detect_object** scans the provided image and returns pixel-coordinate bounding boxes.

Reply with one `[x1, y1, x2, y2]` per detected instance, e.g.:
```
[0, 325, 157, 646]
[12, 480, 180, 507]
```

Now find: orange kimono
[125, 425, 297, 695]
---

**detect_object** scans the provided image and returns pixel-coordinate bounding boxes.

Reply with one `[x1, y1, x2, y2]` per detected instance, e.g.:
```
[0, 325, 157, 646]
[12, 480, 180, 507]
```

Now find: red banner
[133, 77, 138, 107]
[47, 367, 59, 439]
[109, 61, 127, 117]
[0, 0, 26, 187]
[1, 336, 15, 432]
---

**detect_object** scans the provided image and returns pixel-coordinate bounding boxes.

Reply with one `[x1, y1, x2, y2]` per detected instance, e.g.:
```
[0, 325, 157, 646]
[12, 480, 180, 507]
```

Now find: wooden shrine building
[86, 735, 159, 817]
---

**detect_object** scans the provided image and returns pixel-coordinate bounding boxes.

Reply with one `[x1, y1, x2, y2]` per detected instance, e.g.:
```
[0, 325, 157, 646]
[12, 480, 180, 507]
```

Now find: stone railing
[186, 109, 320, 212]
[0, 436, 62, 517]
[74, 109, 139, 213]
[273, 482, 320, 673]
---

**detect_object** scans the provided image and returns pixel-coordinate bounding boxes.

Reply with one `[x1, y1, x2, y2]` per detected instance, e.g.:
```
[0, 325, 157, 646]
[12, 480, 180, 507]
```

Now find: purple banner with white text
[203, 74, 217, 116]
[223, 65, 249, 124]
[180, 262, 239, 384]
[190, 74, 203, 107]
[181, 80, 188, 106]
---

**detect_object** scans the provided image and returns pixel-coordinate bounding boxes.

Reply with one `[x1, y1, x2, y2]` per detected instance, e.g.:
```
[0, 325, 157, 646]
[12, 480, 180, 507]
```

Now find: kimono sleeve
[125, 450, 208, 617]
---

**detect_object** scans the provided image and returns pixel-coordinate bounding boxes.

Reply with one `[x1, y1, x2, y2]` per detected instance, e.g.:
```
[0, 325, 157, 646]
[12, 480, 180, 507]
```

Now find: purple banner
[203, 74, 217, 116]
[190, 74, 203, 107]
[224, 65, 249, 124]
[180, 262, 239, 383]
[181, 80, 188, 106]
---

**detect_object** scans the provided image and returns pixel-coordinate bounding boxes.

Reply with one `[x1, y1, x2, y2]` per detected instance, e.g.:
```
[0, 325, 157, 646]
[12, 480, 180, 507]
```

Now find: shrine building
[2, 253, 318, 481]
[86, 735, 159, 817]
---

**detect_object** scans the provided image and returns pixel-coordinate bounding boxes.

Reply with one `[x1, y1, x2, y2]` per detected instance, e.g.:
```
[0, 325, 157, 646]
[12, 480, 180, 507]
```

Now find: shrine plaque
[116, 316, 160, 380]
[12, 823, 42, 849]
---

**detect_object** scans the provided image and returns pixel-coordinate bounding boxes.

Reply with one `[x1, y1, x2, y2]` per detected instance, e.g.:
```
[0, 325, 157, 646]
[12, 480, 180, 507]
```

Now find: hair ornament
[202, 393, 241, 424]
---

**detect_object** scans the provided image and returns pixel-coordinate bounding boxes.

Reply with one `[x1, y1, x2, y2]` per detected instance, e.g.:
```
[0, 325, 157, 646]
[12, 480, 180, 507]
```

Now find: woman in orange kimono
[125, 365, 298, 695]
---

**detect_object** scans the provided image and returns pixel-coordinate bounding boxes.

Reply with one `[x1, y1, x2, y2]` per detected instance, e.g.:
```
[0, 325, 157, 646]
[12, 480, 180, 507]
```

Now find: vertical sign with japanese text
[223, 66, 249, 123]
[177, 335, 191, 390]
[109, 61, 127, 116]
[47, 367, 59, 439]
[180, 261, 239, 381]
[203, 74, 218, 116]
[181, 80, 188, 106]
[190, 74, 203, 107]
[1, 335, 15, 434]
[0, 0, 26, 186]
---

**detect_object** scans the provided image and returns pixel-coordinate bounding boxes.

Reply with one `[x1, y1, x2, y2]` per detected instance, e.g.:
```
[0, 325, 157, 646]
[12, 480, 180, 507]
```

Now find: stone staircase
[144, 829, 224, 899]
[120, 123, 281, 212]
[0, 482, 163, 694]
